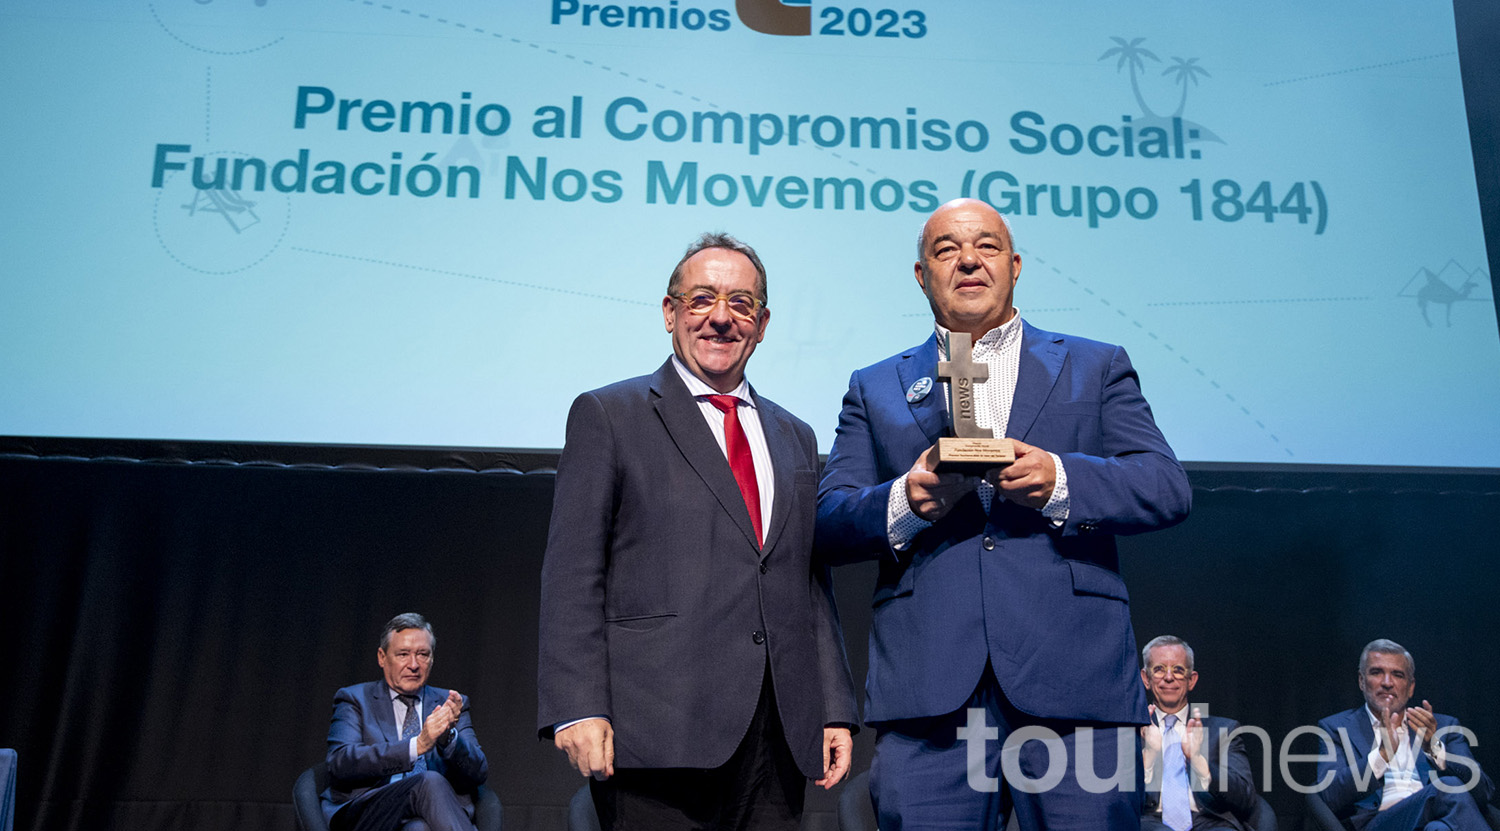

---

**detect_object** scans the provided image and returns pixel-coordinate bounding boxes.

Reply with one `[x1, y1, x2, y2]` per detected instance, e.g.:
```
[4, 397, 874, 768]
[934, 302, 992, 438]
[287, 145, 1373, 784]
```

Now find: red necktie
[707, 394, 762, 546]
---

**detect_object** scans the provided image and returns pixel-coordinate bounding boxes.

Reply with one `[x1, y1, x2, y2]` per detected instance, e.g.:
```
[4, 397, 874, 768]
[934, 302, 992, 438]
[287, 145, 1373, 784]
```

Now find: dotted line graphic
[1264, 51, 1453, 87]
[204, 66, 213, 143]
[1026, 252, 1294, 457]
[344, 1, 891, 175]
[291, 247, 655, 307]
[344, 1, 726, 105]
[147, 3, 286, 55]
[1148, 296, 1371, 307]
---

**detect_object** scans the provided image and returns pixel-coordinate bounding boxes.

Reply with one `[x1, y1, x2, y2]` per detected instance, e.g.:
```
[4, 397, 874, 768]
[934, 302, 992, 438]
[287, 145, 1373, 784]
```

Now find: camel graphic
[1416, 269, 1478, 327]
[1397, 261, 1493, 327]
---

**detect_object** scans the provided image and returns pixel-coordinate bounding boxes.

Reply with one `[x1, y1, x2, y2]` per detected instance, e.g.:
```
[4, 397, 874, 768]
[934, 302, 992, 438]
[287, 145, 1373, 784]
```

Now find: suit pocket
[605, 612, 677, 632]
[1068, 560, 1129, 601]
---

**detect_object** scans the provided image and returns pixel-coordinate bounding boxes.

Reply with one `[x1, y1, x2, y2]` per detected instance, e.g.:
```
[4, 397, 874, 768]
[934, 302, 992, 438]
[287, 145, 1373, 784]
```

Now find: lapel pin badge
[906, 376, 933, 403]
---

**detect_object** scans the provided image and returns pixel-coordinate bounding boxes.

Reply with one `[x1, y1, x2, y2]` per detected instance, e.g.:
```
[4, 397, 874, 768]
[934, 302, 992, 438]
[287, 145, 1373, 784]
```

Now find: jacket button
[1079, 522, 1097, 534]
[982, 536, 995, 551]
[759, 562, 768, 574]
[752, 631, 766, 645]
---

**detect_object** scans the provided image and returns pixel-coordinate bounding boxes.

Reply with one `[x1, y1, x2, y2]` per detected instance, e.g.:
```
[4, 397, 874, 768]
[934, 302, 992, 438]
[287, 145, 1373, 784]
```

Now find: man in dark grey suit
[1138, 636, 1258, 831]
[537, 232, 858, 831]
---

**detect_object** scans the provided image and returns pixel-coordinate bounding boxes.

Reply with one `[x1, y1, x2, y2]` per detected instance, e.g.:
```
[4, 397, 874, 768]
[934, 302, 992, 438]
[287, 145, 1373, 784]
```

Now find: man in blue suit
[816, 198, 1191, 829]
[1315, 639, 1493, 831]
[321, 613, 489, 831]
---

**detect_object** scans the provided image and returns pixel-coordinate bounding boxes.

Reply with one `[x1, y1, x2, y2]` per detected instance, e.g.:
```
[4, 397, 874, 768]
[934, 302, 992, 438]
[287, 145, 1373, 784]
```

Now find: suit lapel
[651, 361, 761, 551]
[755, 393, 795, 560]
[1007, 322, 1065, 440]
[371, 681, 400, 744]
[896, 335, 947, 445]
[1352, 708, 1376, 759]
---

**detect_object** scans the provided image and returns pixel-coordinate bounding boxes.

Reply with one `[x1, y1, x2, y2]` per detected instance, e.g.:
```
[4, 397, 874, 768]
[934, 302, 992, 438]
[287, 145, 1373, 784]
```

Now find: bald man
[817, 199, 1191, 830]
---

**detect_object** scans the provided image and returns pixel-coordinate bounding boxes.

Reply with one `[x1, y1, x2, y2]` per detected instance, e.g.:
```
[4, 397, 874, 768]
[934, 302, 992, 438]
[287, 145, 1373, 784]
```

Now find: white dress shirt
[670, 355, 775, 534]
[887, 314, 1070, 549]
[1365, 705, 1446, 810]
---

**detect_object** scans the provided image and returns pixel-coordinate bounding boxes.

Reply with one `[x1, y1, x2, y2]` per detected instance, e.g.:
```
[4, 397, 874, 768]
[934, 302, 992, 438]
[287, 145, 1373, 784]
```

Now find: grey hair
[379, 612, 435, 653]
[667, 231, 768, 305]
[1141, 635, 1195, 673]
[1359, 638, 1414, 678]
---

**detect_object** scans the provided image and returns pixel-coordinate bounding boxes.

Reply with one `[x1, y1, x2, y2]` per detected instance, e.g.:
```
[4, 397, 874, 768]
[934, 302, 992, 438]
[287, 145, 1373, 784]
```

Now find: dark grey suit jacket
[536, 360, 858, 779]
[1142, 713, 1258, 831]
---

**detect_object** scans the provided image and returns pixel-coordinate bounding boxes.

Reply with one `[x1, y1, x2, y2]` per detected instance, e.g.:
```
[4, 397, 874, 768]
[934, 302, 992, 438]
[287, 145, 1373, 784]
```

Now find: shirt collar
[670, 354, 754, 405]
[1155, 703, 1191, 727]
[935, 312, 1023, 360]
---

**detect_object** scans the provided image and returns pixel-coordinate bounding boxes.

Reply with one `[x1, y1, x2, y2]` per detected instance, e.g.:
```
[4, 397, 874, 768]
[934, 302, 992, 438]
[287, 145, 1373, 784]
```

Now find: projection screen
[2, 0, 1497, 466]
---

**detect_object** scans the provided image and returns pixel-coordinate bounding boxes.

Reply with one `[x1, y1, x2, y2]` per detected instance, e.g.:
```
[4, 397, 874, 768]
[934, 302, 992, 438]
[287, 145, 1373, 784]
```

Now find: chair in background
[568, 783, 601, 831]
[292, 761, 504, 831]
[1303, 790, 1500, 831]
[1, 749, 16, 831]
[1243, 793, 1278, 831]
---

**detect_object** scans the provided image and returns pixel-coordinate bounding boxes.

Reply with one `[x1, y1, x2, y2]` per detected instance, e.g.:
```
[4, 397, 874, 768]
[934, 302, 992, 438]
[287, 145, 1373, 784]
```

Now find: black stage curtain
[3, 446, 1498, 831]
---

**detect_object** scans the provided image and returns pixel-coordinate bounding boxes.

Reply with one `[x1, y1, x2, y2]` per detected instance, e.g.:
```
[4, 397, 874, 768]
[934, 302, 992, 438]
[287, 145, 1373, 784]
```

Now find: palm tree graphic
[1099, 37, 1223, 146]
[1099, 38, 1161, 116]
[1164, 57, 1210, 118]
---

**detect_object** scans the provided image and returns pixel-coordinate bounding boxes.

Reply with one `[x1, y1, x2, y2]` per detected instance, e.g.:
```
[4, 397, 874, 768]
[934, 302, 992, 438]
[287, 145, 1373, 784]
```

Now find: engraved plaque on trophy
[934, 331, 1015, 473]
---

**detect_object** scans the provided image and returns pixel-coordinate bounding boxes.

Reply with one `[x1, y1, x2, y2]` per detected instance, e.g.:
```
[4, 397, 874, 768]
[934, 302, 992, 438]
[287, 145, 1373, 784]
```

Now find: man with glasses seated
[538, 232, 857, 830]
[321, 613, 489, 831]
[1315, 639, 1494, 831]
[1138, 636, 1258, 831]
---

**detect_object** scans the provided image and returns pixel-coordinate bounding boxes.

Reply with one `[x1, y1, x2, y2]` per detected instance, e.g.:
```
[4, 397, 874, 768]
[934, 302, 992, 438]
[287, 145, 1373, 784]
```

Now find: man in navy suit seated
[321, 613, 489, 831]
[1315, 639, 1493, 831]
[1138, 636, 1258, 831]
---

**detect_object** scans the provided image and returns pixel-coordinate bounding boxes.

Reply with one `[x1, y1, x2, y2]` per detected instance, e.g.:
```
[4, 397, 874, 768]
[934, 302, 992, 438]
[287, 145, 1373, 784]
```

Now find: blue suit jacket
[320, 681, 489, 824]
[816, 322, 1190, 724]
[536, 361, 858, 778]
[1316, 705, 1494, 831]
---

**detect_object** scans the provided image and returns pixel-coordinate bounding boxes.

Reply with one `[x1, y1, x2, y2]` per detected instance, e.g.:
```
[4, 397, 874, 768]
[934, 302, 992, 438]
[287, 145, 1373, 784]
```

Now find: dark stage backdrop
[2, 448, 1498, 831]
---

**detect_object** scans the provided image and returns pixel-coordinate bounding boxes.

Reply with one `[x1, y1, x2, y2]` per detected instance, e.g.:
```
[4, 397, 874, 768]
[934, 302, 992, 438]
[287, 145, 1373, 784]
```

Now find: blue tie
[399, 694, 429, 774]
[1162, 714, 1191, 831]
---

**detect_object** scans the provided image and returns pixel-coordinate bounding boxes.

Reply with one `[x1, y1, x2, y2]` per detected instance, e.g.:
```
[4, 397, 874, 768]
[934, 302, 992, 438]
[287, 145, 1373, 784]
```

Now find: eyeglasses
[671, 290, 766, 320]
[1149, 665, 1190, 680]
[390, 650, 432, 664]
